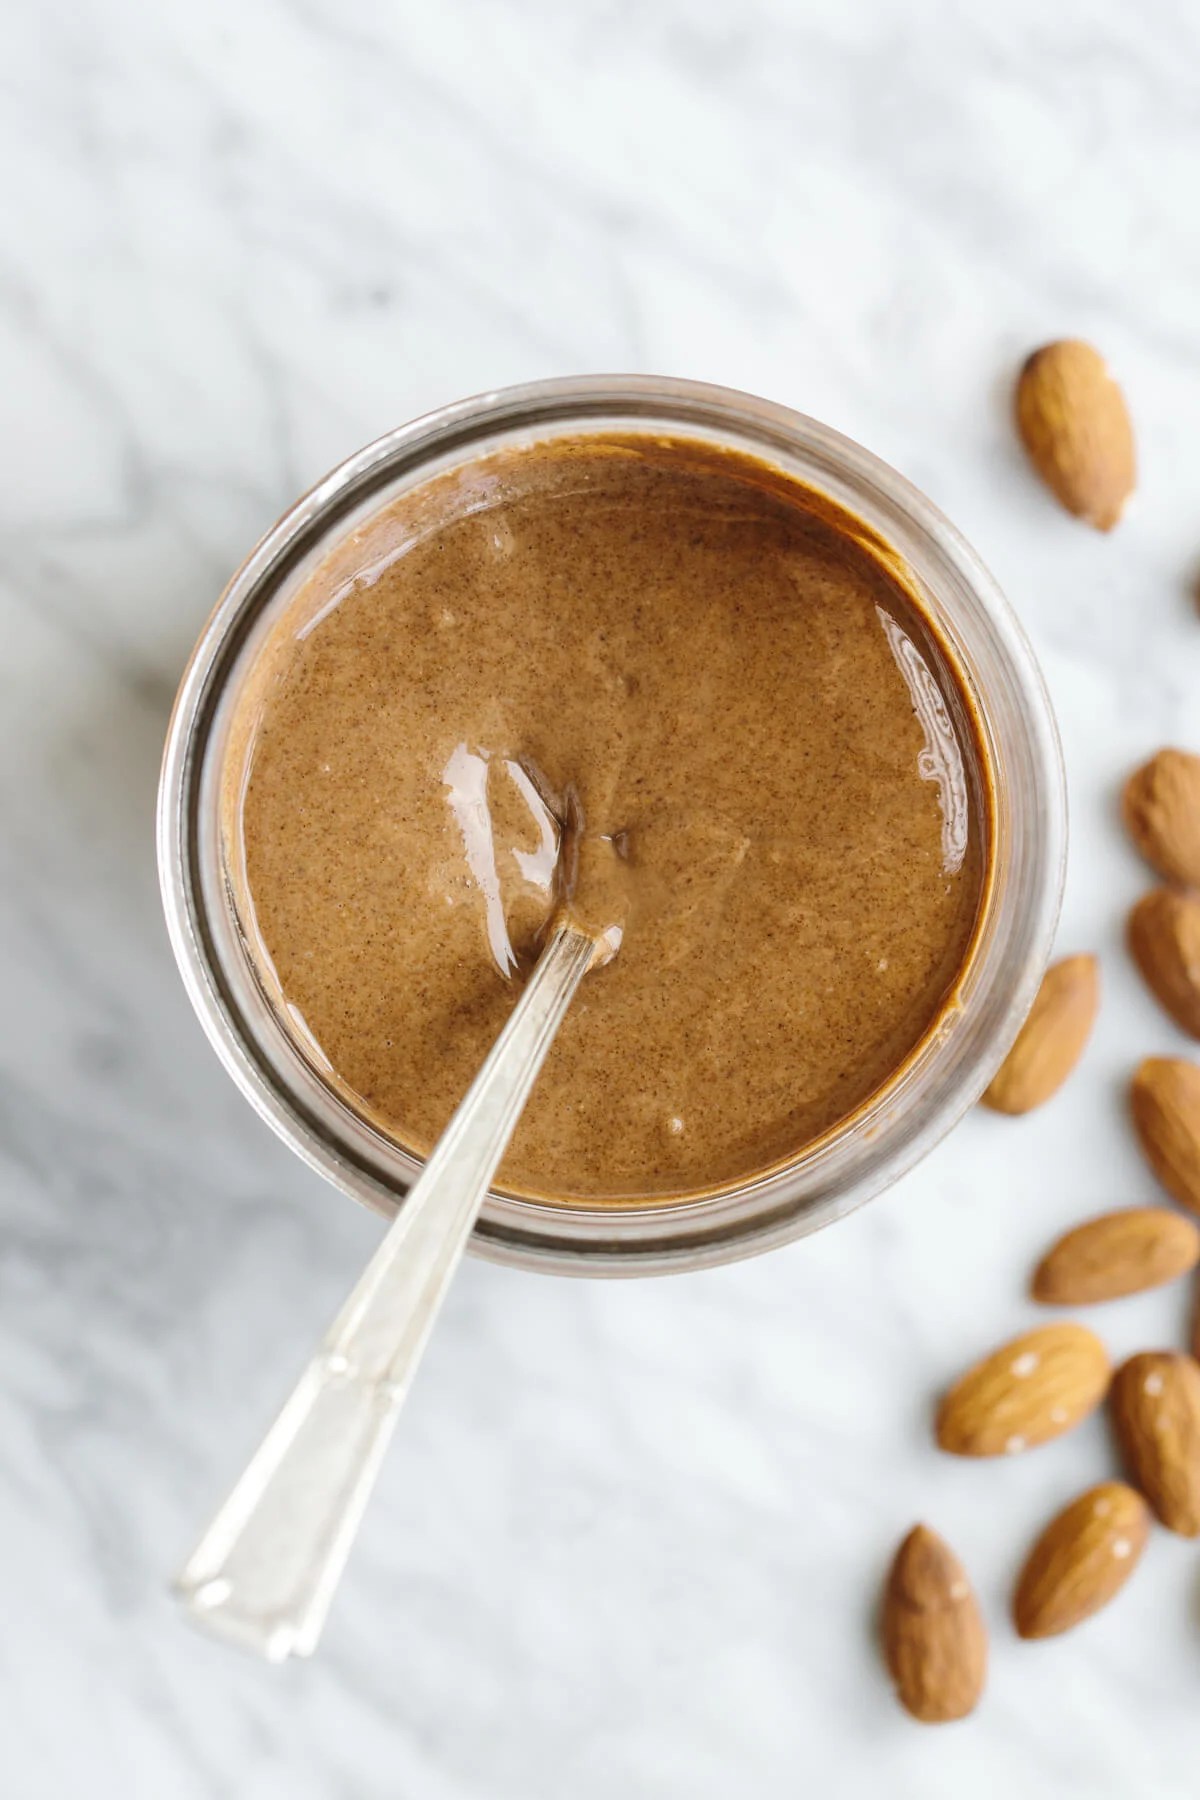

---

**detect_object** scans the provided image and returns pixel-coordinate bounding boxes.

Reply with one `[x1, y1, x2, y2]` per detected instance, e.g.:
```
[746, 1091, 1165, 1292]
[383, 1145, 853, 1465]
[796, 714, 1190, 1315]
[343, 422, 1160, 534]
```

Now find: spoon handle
[176, 923, 597, 1662]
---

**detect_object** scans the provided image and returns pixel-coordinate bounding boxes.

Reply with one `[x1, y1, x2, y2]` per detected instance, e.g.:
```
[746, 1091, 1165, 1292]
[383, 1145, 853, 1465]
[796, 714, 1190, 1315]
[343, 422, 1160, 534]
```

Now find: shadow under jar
[158, 377, 1065, 1276]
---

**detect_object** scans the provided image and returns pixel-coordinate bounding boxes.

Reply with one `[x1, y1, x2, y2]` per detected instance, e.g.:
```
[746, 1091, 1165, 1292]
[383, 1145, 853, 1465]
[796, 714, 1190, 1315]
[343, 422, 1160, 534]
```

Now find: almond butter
[1031, 1206, 1200, 1305]
[936, 1323, 1109, 1457]
[1109, 1351, 1200, 1537]
[1129, 1057, 1200, 1215]
[1012, 1481, 1149, 1639]
[1128, 888, 1200, 1038]
[1122, 749, 1200, 888]
[1015, 339, 1135, 530]
[881, 1524, 987, 1722]
[980, 954, 1100, 1115]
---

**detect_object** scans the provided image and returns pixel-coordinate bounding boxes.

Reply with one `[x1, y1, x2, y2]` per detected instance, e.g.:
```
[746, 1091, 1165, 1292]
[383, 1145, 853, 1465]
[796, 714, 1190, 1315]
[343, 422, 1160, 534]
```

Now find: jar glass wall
[158, 376, 1066, 1276]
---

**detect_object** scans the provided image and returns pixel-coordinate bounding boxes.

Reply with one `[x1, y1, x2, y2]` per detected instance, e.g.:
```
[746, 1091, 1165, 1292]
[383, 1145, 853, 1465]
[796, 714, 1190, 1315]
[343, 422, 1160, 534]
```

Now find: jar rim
[157, 375, 1066, 1276]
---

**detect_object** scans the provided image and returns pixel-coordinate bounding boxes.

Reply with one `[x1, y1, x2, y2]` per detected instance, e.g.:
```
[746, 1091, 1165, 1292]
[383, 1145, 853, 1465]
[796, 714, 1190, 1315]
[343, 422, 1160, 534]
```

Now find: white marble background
[4, 1, 1200, 1793]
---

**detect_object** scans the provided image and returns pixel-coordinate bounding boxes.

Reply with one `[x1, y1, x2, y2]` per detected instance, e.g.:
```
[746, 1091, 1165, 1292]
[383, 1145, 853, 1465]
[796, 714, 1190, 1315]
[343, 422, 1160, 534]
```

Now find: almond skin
[882, 1525, 987, 1723]
[1015, 339, 1135, 530]
[1109, 1351, 1200, 1536]
[1032, 1207, 1200, 1305]
[1122, 749, 1200, 888]
[1130, 1057, 1200, 1215]
[1128, 889, 1200, 1038]
[1013, 1482, 1150, 1639]
[936, 1323, 1110, 1457]
[981, 955, 1100, 1115]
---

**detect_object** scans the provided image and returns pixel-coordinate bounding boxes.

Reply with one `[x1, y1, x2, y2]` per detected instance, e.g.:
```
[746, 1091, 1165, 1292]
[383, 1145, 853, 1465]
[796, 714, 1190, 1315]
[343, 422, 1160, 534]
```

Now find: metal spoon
[176, 918, 608, 1662]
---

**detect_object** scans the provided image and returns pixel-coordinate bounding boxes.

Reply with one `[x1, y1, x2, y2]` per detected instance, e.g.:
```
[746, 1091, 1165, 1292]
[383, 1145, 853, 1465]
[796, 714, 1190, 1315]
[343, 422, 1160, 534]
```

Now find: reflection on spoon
[443, 745, 629, 976]
[442, 744, 561, 976]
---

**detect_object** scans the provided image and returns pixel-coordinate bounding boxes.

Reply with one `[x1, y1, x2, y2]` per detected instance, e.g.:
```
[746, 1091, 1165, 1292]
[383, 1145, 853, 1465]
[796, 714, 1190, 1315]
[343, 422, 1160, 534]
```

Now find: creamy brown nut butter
[224, 433, 991, 1203]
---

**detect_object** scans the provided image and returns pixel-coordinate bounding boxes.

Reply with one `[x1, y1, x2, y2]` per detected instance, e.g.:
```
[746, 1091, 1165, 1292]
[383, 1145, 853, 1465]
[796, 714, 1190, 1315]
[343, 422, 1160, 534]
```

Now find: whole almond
[1032, 1206, 1200, 1305]
[1013, 1481, 1149, 1639]
[1130, 1057, 1200, 1215]
[1122, 749, 1200, 888]
[1128, 889, 1200, 1038]
[882, 1524, 987, 1722]
[1015, 339, 1135, 530]
[936, 1323, 1110, 1457]
[1109, 1351, 1200, 1536]
[981, 955, 1100, 1115]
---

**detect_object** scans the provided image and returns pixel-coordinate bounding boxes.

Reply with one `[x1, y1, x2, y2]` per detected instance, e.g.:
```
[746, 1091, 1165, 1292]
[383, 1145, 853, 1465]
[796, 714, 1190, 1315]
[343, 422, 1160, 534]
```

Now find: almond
[1109, 1351, 1200, 1536]
[881, 1524, 987, 1722]
[1129, 1057, 1200, 1215]
[1122, 749, 1200, 888]
[1013, 1481, 1149, 1639]
[1031, 1206, 1200, 1305]
[981, 954, 1100, 1115]
[936, 1323, 1110, 1457]
[1128, 888, 1200, 1038]
[1014, 339, 1135, 530]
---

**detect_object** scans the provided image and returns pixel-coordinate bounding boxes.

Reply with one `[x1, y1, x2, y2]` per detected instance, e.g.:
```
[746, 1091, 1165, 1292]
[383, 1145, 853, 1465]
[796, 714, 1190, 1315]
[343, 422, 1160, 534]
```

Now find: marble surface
[4, 1, 1200, 1793]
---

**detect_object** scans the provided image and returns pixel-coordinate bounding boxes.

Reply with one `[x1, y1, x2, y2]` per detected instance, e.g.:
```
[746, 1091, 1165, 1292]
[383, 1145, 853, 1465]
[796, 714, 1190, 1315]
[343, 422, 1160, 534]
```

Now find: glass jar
[157, 376, 1066, 1276]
